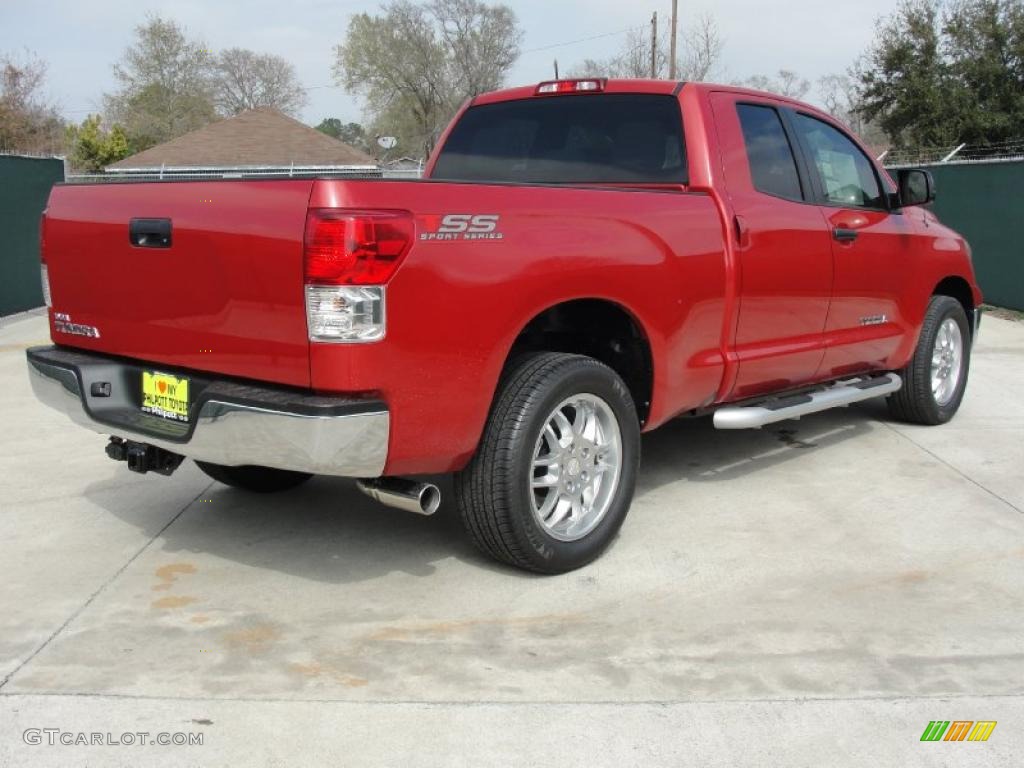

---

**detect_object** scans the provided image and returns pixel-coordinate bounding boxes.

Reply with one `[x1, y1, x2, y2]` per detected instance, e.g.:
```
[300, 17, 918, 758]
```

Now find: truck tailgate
[43, 180, 314, 387]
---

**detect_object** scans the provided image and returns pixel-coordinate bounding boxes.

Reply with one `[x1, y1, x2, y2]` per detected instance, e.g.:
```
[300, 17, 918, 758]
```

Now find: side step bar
[713, 373, 902, 430]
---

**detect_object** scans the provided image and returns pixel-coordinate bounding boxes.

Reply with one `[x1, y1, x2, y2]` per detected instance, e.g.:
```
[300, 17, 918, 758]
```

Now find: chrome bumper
[26, 346, 389, 477]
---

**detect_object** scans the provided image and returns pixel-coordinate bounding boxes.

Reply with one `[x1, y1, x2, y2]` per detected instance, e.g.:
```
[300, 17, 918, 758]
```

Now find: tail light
[303, 209, 413, 343]
[536, 79, 606, 95]
[39, 213, 51, 308]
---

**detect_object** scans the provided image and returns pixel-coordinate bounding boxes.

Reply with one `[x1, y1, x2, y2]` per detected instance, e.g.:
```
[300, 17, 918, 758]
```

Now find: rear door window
[736, 104, 804, 201]
[432, 94, 687, 184]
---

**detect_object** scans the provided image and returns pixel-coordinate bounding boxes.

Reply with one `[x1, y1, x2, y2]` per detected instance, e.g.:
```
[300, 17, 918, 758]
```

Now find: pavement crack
[881, 421, 1023, 516]
[0, 482, 214, 692]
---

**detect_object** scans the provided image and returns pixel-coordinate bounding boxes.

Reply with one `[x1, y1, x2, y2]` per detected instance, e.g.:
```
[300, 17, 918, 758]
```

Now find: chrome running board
[713, 373, 902, 430]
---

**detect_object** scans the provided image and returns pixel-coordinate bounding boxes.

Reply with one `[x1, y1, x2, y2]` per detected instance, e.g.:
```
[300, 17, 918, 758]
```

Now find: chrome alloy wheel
[931, 317, 964, 406]
[529, 393, 623, 542]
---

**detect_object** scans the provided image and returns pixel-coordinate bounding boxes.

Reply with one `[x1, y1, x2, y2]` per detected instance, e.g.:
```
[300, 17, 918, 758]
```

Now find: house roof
[107, 108, 376, 170]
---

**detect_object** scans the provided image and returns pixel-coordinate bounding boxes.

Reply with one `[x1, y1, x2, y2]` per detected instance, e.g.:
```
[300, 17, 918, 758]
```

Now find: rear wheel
[455, 353, 640, 574]
[888, 295, 971, 425]
[194, 461, 312, 493]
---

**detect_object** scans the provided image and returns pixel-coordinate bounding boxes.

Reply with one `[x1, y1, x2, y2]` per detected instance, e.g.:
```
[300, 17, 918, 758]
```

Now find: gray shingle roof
[108, 108, 376, 170]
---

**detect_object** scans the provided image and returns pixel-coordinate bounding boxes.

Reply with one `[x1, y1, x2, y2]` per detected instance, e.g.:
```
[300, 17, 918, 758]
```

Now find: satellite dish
[377, 136, 398, 150]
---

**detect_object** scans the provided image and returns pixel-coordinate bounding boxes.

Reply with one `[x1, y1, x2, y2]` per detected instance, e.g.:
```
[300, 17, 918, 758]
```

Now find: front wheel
[195, 461, 313, 493]
[888, 295, 972, 425]
[455, 353, 641, 574]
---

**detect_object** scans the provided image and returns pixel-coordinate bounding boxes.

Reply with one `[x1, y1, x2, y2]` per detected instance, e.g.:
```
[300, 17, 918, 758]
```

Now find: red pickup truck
[28, 79, 981, 573]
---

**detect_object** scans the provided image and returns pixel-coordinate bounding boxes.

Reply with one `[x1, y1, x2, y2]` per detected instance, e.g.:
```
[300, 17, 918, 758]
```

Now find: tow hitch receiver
[106, 437, 185, 476]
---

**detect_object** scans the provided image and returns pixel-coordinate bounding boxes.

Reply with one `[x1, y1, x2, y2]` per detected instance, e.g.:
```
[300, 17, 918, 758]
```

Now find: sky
[2, 0, 900, 128]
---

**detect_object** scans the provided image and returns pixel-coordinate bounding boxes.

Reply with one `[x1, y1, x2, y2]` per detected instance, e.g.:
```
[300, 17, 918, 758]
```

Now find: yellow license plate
[141, 371, 190, 422]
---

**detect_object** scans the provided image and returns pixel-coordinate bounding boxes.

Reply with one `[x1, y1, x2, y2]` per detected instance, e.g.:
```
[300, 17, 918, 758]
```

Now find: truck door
[786, 111, 917, 379]
[709, 93, 833, 399]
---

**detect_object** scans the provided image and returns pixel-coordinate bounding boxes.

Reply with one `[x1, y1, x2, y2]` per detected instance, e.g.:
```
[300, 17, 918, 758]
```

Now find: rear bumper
[26, 346, 389, 477]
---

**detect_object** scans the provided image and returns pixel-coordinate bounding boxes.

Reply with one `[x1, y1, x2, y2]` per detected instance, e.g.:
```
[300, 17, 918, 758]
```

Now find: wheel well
[934, 276, 975, 333]
[507, 300, 653, 424]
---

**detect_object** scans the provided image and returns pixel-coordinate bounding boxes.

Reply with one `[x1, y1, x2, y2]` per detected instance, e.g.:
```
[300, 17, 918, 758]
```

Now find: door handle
[129, 218, 172, 248]
[833, 227, 859, 243]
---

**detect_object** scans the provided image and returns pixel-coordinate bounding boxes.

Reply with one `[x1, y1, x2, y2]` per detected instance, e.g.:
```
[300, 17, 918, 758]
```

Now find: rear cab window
[431, 94, 687, 185]
[736, 103, 804, 201]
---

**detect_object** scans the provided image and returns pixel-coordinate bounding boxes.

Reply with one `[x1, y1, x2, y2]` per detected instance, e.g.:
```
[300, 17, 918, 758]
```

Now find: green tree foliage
[104, 16, 310, 152]
[65, 115, 130, 171]
[333, 0, 522, 158]
[856, 0, 1024, 148]
[315, 118, 373, 154]
[104, 16, 217, 152]
[944, 0, 1024, 142]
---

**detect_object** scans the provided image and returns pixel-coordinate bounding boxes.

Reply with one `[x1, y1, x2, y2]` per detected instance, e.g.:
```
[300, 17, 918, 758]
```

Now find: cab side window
[736, 104, 804, 201]
[794, 114, 884, 209]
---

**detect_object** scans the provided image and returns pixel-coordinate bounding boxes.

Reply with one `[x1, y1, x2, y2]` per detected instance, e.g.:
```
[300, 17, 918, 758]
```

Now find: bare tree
[818, 72, 888, 147]
[0, 51, 63, 154]
[571, 13, 723, 81]
[740, 69, 811, 99]
[678, 14, 724, 82]
[434, 0, 520, 96]
[334, 0, 522, 157]
[213, 48, 308, 117]
[818, 74, 861, 127]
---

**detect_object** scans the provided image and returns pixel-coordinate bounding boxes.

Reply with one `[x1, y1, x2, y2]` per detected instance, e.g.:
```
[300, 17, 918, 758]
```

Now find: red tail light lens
[304, 209, 414, 285]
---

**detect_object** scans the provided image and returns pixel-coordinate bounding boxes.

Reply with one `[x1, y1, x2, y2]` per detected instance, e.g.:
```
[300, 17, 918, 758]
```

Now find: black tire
[455, 353, 641, 574]
[194, 461, 312, 493]
[888, 295, 971, 425]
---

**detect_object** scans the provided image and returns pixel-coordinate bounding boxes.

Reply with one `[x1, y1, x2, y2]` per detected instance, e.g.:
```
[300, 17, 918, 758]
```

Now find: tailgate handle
[129, 218, 172, 248]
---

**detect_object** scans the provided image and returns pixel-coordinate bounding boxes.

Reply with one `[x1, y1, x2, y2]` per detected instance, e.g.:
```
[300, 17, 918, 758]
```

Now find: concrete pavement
[1, 309, 1022, 766]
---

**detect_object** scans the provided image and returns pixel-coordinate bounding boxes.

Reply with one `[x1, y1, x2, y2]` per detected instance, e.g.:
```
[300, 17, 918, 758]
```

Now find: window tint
[736, 104, 803, 200]
[431, 94, 687, 184]
[794, 114, 884, 208]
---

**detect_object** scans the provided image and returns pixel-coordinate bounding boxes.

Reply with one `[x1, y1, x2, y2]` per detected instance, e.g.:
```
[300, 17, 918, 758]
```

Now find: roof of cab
[472, 78, 683, 106]
[471, 79, 831, 118]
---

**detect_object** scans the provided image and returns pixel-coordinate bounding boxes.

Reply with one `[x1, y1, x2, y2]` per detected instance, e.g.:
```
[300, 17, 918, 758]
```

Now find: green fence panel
[924, 161, 1024, 311]
[0, 155, 64, 315]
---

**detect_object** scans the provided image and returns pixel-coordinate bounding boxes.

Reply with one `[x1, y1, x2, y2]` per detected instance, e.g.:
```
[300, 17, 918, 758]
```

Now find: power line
[304, 22, 647, 91]
[60, 19, 653, 117]
[521, 25, 643, 55]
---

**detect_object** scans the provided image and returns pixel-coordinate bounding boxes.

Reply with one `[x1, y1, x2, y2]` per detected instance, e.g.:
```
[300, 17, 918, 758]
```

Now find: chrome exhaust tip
[356, 478, 441, 516]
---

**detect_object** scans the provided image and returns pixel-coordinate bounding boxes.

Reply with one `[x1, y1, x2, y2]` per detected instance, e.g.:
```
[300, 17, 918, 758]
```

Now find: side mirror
[897, 168, 936, 207]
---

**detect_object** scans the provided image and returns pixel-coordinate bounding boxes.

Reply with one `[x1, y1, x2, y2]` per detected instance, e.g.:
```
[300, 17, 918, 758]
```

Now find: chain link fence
[882, 140, 1024, 168]
[63, 166, 429, 184]
[65, 165, 386, 184]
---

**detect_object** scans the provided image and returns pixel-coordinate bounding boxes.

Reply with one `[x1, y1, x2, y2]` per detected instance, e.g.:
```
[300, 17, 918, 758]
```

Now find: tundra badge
[53, 312, 102, 338]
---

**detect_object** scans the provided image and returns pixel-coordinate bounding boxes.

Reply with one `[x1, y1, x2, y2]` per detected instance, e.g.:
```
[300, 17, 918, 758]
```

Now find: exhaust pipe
[356, 478, 441, 516]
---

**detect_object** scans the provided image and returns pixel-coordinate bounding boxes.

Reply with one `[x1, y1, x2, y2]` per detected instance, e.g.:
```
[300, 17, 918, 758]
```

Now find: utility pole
[669, 0, 679, 80]
[553, 59, 559, 79]
[650, 12, 658, 79]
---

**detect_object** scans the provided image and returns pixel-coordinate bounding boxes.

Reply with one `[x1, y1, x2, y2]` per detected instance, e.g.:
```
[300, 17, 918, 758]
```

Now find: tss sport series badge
[420, 214, 503, 241]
